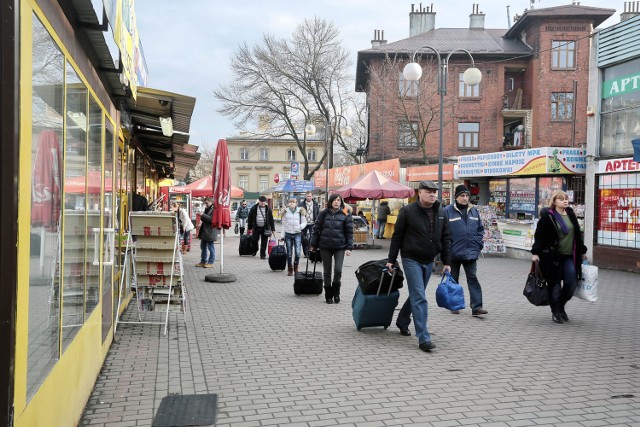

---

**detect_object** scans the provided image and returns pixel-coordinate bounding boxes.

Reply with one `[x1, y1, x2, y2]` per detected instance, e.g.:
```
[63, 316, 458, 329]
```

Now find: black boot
[324, 286, 334, 304]
[240, 227, 245, 235]
[332, 282, 341, 304]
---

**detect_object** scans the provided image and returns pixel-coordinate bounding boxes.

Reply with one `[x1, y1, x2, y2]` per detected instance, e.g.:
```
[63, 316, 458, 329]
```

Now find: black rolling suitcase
[294, 254, 323, 295]
[239, 234, 254, 256]
[268, 242, 287, 271]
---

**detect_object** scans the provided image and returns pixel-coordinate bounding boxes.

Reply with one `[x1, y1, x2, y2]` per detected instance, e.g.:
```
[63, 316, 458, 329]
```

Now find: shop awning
[125, 87, 200, 181]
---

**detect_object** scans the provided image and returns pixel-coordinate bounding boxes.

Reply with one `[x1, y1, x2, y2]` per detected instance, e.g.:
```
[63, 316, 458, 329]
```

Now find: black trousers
[251, 226, 269, 256]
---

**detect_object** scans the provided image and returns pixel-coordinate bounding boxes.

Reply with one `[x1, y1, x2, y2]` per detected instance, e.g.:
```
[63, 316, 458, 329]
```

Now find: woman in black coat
[310, 194, 354, 304]
[531, 190, 588, 324]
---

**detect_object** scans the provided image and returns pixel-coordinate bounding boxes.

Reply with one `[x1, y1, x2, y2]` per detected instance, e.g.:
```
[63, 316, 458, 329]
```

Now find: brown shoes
[451, 310, 460, 314]
[472, 308, 488, 316]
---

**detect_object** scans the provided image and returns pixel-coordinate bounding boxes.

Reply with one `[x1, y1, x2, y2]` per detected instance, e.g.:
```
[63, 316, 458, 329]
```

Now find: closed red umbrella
[32, 130, 61, 230]
[211, 139, 231, 229]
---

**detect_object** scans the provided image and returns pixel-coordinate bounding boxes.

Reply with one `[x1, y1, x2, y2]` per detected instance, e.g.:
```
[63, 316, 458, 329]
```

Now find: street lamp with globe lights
[305, 115, 352, 198]
[402, 46, 481, 202]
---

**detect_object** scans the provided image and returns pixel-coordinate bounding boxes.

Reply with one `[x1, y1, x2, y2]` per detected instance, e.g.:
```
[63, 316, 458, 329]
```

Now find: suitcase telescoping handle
[303, 250, 319, 285]
[377, 268, 396, 297]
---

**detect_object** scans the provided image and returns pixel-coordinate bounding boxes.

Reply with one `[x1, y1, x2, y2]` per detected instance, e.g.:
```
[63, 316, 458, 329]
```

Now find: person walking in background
[248, 195, 276, 259]
[386, 180, 450, 352]
[310, 194, 353, 304]
[281, 197, 307, 276]
[197, 197, 216, 268]
[377, 201, 391, 239]
[235, 199, 250, 235]
[299, 191, 319, 256]
[531, 190, 587, 324]
[444, 185, 488, 316]
[171, 202, 195, 254]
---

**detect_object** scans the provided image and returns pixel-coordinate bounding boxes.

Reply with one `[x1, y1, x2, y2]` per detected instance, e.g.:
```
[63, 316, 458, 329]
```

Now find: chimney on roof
[371, 29, 387, 48]
[410, 3, 436, 37]
[621, 1, 640, 21]
[469, 4, 485, 30]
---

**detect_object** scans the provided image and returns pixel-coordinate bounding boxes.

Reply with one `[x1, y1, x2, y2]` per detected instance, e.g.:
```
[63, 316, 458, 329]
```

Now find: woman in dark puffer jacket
[310, 194, 354, 304]
[531, 190, 588, 324]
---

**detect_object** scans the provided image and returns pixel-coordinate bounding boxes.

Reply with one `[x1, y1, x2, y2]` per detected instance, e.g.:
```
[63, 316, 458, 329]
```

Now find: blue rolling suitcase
[352, 269, 400, 331]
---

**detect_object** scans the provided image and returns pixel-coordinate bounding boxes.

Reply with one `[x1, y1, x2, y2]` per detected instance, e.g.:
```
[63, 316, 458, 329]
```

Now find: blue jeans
[549, 255, 577, 313]
[284, 232, 302, 267]
[200, 240, 215, 264]
[396, 258, 434, 345]
[377, 220, 386, 238]
[450, 259, 483, 310]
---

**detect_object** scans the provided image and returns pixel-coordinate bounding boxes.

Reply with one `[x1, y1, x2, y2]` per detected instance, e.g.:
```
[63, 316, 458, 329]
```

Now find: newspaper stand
[115, 211, 186, 336]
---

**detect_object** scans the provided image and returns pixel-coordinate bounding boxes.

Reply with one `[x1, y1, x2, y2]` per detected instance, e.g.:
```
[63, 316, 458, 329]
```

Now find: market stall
[334, 170, 414, 247]
[457, 147, 587, 256]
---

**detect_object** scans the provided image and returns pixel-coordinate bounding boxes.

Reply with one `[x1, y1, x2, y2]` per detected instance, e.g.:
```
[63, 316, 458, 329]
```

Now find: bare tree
[366, 54, 457, 165]
[214, 17, 360, 180]
[192, 144, 215, 179]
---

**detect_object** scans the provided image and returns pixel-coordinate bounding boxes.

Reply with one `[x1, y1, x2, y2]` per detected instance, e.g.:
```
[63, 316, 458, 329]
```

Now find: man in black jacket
[248, 196, 276, 259]
[299, 191, 319, 256]
[386, 180, 451, 352]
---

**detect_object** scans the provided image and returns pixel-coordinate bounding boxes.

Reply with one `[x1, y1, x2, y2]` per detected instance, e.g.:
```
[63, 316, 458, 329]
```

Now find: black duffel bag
[355, 259, 404, 295]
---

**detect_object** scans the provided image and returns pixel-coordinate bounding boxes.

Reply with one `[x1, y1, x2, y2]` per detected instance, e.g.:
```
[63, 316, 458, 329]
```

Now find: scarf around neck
[550, 208, 570, 234]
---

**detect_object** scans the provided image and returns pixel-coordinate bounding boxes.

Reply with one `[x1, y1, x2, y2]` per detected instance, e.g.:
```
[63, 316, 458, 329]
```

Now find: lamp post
[402, 46, 482, 202]
[305, 115, 352, 199]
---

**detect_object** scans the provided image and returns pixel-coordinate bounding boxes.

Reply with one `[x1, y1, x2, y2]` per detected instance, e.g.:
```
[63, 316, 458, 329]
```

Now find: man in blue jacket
[444, 185, 488, 316]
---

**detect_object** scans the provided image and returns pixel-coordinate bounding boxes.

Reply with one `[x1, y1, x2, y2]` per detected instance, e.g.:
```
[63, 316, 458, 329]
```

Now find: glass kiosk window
[508, 177, 536, 220]
[489, 180, 507, 217]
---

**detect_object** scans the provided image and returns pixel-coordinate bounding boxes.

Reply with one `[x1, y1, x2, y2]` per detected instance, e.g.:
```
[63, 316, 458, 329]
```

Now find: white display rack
[114, 211, 186, 336]
[478, 205, 507, 256]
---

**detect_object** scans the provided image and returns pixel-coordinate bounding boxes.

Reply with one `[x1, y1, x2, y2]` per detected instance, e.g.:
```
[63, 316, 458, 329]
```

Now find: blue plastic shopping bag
[435, 272, 466, 311]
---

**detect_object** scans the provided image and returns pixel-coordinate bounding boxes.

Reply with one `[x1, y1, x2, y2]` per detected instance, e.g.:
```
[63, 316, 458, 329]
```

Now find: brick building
[355, 3, 615, 166]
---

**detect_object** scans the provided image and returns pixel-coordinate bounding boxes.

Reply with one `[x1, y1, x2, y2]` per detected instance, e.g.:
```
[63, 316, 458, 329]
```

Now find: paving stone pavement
[81, 231, 640, 427]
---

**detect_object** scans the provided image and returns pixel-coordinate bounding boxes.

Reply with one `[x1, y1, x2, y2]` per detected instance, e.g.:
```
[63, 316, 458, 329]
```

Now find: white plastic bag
[575, 261, 598, 302]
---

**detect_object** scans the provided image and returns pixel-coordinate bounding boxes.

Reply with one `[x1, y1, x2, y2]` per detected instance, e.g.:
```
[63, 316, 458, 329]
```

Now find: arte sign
[597, 157, 640, 174]
[457, 147, 586, 177]
[602, 72, 640, 98]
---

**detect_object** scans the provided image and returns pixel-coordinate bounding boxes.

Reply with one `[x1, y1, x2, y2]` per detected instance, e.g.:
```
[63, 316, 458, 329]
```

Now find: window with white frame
[398, 122, 419, 147]
[287, 149, 296, 161]
[459, 73, 480, 97]
[259, 175, 269, 191]
[238, 175, 248, 189]
[551, 92, 574, 120]
[551, 40, 575, 69]
[307, 149, 317, 161]
[398, 71, 419, 97]
[458, 122, 480, 148]
[259, 148, 269, 161]
[240, 148, 249, 160]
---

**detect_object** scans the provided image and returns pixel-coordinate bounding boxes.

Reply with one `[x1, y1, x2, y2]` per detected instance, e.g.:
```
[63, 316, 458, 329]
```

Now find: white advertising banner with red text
[314, 159, 400, 189]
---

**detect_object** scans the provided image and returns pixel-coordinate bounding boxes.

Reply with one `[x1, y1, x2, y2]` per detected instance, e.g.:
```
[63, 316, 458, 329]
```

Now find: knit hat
[454, 184, 470, 198]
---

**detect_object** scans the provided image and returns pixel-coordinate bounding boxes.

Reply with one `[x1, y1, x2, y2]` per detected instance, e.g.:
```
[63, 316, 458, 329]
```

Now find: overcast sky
[134, 0, 623, 151]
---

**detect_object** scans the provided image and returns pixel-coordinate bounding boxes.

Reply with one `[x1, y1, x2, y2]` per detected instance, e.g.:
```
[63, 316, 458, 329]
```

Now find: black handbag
[234, 223, 239, 234]
[523, 261, 549, 306]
